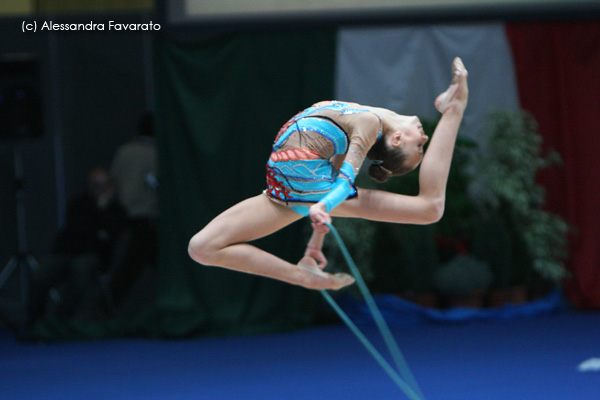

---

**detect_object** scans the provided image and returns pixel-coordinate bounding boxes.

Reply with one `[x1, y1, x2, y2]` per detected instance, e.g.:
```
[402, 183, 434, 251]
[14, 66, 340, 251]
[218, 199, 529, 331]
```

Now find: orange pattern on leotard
[269, 148, 321, 162]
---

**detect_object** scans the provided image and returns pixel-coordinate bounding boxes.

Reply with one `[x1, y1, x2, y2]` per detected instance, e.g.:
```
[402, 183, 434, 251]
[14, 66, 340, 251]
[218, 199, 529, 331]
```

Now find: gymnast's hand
[309, 203, 331, 234]
[303, 245, 328, 270]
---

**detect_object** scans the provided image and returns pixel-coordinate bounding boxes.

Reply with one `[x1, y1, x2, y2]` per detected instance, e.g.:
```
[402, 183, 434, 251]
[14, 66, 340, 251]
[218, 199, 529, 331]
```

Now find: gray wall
[0, 14, 152, 281]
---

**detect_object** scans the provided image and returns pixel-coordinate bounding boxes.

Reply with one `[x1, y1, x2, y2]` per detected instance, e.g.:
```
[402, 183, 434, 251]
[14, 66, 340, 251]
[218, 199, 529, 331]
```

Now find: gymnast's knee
[188, 232, 219, 266]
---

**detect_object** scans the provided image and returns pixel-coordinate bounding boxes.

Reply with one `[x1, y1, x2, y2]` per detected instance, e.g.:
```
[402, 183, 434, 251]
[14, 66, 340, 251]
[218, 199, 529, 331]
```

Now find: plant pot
[528, 282, 556, 301]
[399, 292, 440, 309]
[487, 286, 528, 307]
[444, 290, 486, 309]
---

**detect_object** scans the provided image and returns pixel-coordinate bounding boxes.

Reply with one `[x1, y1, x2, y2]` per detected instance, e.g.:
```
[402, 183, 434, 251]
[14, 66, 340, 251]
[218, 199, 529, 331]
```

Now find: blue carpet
[1, 310, 599, 399]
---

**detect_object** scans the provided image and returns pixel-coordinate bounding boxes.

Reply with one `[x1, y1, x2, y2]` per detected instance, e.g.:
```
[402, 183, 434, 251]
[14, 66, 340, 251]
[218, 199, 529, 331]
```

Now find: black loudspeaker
[0, 54, 43, 140]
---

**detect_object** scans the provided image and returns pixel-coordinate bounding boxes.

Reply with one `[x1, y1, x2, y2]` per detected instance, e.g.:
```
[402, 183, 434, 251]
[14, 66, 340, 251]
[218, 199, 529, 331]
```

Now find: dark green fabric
[153, 30, 337, 337]
[23, 29, 336, 341]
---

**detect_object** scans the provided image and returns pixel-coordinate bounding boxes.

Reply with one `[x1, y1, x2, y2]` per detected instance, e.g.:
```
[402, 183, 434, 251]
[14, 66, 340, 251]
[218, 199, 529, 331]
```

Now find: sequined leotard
[265, 101, 382, 216]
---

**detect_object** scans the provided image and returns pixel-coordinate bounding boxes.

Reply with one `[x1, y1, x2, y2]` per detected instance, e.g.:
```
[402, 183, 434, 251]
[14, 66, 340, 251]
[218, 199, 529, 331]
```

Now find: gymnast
[188, 57, 468, 291]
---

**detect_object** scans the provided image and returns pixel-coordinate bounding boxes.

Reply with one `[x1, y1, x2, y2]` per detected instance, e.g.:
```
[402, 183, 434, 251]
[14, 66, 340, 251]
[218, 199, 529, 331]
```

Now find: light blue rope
[321, 291, 422, 400]
[322, 222, 425, 400]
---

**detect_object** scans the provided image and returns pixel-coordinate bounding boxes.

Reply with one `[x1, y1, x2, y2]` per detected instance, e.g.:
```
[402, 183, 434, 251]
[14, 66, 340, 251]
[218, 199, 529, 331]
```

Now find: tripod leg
[0, 256, 33, 331]
[0, 257, 19, 289]
[22, 255, 37, 303]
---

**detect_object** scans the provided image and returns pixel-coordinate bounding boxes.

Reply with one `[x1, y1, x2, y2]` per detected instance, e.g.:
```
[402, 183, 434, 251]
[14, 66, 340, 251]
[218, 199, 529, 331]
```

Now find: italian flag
[334, 21, 600, 308]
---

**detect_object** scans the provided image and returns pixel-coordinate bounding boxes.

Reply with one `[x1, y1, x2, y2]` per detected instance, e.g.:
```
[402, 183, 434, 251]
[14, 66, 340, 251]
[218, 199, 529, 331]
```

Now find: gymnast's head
[367, 115, 428, 183]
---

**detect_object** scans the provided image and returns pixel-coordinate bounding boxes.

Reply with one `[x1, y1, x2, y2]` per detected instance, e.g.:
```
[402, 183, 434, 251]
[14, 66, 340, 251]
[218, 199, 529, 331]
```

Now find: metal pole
[48, 29, 67, 230]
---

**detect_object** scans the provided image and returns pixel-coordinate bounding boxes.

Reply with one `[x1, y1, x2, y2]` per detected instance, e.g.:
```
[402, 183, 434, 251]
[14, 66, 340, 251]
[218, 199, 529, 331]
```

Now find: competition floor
[1, 309, 599, 399]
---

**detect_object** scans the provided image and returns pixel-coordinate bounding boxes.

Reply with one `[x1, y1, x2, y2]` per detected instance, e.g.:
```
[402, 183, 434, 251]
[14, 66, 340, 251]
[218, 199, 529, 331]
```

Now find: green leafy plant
[468, 109, 569, 283]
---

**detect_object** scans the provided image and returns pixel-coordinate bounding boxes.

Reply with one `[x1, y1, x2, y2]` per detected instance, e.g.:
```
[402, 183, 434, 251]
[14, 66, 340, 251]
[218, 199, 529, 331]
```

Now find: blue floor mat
[1, 310, 599, 400]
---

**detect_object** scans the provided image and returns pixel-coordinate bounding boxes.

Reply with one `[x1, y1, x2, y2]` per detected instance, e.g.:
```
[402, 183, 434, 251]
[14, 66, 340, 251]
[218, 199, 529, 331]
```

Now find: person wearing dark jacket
[29, 167, 126, 321]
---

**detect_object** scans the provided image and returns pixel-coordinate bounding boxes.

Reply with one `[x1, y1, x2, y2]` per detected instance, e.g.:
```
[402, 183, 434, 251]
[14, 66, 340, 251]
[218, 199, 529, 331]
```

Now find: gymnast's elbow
[419, 196, 445, 225]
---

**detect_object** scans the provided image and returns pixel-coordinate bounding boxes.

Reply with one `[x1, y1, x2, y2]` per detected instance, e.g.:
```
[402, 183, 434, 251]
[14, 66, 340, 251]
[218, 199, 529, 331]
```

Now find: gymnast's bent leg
[188, 194, 354, 290]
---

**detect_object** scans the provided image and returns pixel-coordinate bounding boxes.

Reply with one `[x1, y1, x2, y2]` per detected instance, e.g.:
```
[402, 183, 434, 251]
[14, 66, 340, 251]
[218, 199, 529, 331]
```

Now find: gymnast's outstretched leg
[330, 58, 468, 226]
[188, 194, 354, 290]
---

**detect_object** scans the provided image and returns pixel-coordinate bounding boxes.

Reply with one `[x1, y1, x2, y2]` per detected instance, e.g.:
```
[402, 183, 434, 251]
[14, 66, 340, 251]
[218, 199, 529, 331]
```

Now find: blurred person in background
[106, 112, 158, 308]
[29, 167, 127, 322]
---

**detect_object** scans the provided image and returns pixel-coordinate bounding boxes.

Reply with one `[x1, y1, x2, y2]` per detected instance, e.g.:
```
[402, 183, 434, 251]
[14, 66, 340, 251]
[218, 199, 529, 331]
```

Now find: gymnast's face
[389, 116, 429, 170]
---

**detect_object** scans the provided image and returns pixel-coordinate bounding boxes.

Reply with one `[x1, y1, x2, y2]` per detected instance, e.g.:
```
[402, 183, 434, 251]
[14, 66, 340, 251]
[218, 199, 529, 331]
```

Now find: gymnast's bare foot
[435, 57, 469, 113]
[296, 258, 355, 290]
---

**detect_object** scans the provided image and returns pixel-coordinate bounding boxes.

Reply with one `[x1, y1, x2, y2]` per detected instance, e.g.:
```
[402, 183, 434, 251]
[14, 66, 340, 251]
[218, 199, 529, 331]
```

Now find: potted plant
[468, 109, 569, 304]
[319, 109, 569, 309]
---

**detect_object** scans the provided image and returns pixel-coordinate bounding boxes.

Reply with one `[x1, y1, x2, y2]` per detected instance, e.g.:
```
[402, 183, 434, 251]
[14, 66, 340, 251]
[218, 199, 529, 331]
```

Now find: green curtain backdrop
[153, 29, 337, 336]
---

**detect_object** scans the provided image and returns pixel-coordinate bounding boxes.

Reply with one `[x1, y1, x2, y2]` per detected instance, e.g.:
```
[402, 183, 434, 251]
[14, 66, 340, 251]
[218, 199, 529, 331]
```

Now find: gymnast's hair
[366, 136, 414, 183]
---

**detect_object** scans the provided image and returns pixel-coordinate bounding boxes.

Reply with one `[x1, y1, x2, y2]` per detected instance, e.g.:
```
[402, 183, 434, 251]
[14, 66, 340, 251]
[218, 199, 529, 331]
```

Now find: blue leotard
[265, 101, 381, 216]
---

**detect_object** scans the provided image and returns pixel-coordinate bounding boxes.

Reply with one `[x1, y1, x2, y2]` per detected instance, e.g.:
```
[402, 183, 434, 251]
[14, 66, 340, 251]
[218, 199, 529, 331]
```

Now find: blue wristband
[339, 161, 356, 182]
[321, 161, 357, 213]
